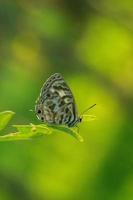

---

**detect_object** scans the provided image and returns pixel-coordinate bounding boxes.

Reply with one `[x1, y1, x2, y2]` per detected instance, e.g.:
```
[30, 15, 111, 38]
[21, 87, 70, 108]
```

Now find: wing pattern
[35, 73, 78, 127]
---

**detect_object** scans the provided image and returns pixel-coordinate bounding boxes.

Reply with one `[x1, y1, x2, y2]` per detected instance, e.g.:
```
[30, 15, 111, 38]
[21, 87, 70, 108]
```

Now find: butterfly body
[35, 73, 80, 127]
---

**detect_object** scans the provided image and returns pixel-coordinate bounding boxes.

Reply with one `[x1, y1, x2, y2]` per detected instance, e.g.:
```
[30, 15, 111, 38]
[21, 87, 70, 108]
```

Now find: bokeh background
[0, 0, 133, 200]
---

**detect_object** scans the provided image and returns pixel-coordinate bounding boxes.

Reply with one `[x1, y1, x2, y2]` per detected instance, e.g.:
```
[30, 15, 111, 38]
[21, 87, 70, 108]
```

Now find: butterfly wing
[35, 73, 78, 126]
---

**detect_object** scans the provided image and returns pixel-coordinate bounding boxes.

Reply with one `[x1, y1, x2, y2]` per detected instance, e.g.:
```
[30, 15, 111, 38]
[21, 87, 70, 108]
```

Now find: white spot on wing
[58, 90, 66, 97]
[50, 88, 55, 93]
[50, 87, 66, 97]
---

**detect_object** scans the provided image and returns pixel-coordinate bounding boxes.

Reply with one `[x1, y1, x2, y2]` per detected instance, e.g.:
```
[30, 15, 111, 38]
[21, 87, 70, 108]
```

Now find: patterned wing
[35, 73, 78, 127]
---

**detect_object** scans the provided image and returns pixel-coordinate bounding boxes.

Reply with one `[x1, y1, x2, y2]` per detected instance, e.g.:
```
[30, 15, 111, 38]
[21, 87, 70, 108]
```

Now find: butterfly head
[68, 104, 96, 127]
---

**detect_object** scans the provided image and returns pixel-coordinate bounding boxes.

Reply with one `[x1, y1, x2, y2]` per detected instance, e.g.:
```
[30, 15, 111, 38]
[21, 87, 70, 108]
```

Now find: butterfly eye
[37, 110, 41, 114]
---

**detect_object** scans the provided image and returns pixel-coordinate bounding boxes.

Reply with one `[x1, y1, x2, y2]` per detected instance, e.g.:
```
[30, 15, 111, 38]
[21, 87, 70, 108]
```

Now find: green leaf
[13, 124, 52, 137]
[0, 111, 15, 131]
[0, 111, 84, 142]
[0, 124, 51, 141]
[47, 125, 84, 142]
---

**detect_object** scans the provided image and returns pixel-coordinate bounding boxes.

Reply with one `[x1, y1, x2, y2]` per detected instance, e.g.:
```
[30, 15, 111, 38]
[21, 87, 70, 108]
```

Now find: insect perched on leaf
[35, 73, 96, 127]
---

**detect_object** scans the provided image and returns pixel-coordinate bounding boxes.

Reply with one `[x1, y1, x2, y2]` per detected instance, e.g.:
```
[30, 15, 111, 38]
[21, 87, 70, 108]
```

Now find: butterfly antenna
[80, 104, 96, 118]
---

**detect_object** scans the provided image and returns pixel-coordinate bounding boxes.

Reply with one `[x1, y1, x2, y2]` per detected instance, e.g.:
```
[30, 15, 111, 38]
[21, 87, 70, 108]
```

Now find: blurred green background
[0, 0, 133, 200]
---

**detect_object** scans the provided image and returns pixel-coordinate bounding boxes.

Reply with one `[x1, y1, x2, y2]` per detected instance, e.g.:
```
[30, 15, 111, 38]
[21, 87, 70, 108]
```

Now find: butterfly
[35, 73, 96, 127]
